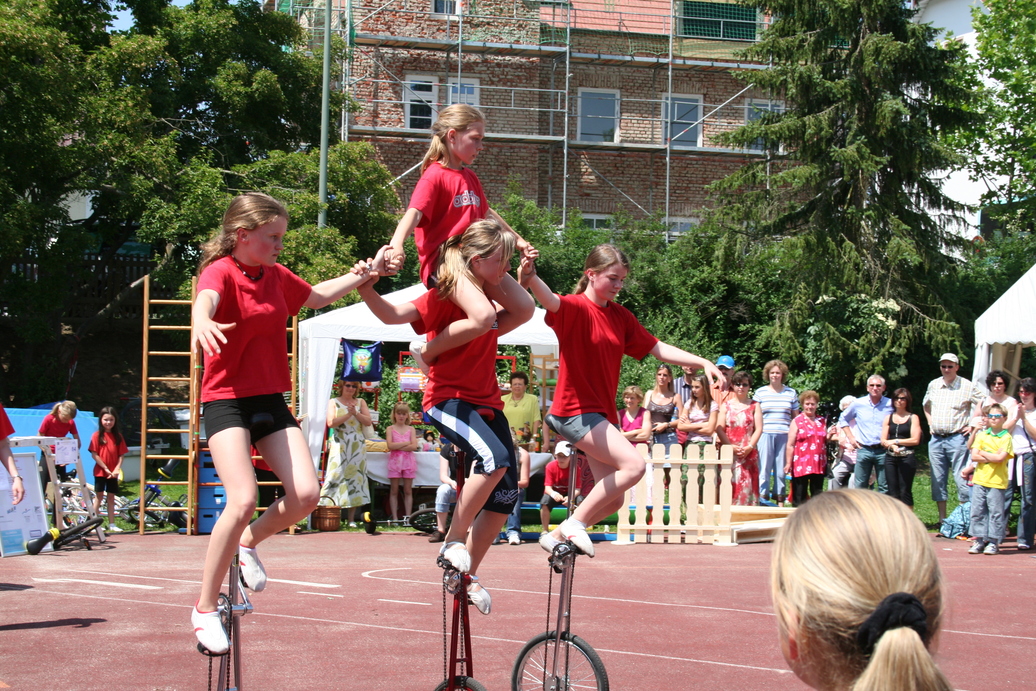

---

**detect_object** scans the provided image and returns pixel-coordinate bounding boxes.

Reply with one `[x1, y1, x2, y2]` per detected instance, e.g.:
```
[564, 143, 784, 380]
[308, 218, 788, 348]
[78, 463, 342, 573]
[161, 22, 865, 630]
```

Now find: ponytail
[199, 192, 287, 273]
[852, 627, 952, 691]
[420, 103, 486, 174]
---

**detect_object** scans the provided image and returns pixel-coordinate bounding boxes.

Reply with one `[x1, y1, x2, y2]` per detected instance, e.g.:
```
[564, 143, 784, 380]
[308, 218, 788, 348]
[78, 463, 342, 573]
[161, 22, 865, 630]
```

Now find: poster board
[0, 452, 51, 557]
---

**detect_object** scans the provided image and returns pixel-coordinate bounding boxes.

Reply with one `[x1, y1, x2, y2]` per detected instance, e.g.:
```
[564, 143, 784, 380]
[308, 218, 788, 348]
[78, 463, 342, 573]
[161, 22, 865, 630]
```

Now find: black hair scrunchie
[856, 592, 928, 657]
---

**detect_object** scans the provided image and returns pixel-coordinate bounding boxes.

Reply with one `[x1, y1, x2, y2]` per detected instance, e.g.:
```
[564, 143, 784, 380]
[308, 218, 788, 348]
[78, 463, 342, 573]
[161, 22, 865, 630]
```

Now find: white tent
[298, 284, 558, 466]
[972, 262, 1036, 389]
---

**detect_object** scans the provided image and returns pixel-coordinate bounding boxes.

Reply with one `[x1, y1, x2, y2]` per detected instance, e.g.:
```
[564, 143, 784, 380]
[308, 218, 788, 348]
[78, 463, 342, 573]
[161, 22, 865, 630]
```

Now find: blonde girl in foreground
[772, 490, 952, 691]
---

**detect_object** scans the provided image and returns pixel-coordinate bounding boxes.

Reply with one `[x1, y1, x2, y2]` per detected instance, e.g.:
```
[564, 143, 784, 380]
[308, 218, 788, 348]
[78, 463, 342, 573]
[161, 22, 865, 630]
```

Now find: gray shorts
[545, 412, 609, 445]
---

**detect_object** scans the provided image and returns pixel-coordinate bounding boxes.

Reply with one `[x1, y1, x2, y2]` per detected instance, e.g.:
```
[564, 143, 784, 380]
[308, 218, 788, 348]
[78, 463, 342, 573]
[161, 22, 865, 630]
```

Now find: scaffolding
[276, 0, 774, 230]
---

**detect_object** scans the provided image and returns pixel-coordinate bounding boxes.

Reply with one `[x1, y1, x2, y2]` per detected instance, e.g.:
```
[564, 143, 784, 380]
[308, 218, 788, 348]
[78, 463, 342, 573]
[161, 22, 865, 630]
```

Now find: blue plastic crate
[196, 485, 226, 510]
[196, 508, 223, 534]
[197, 452, 220, 483]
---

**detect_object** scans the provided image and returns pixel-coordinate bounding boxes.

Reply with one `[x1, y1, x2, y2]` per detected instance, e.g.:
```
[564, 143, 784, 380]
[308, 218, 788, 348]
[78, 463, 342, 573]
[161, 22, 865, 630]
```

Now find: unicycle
[199, 552, 253, 691]
[435, 448, 487, 691]
[511, 457, 608, 690]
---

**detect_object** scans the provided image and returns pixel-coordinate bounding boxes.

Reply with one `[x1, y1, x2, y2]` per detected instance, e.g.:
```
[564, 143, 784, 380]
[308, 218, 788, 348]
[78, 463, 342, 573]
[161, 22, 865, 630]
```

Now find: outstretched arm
[355, 275, 421, 325]
[520, 256, 561, 313]
[650, 342, 726, 392]
[305, 246, 393, 309]
[386, 208, 423, 272]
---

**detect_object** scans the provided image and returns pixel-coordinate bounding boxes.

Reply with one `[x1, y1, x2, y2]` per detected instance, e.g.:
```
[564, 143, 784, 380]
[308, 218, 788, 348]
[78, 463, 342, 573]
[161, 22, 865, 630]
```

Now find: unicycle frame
[440, 447, 475, 691]
[207, 552, 254, 691]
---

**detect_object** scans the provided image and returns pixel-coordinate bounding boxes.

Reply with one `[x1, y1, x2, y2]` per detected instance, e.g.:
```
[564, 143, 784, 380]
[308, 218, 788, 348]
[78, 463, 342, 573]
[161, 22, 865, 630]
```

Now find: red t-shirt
[0, 405, 14, 439]
[411, 288, 502, 412]
[89, 431, 129, 476]
[38, 413, 79, 439]
[543, 459, 572, 495]
[546, 293, 658, 424]
[409, 164, 487, 285]
[197, 257, 312, 402]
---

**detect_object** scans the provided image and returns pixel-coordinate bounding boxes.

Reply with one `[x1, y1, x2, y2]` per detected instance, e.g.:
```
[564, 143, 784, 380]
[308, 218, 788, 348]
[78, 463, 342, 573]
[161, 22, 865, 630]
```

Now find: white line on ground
[32, 578, 162, 590]
[377, 599, 433, 606]
[76, 570, 203, 585]
[268, 578, 340, 588]
[298, 591, 344, 598]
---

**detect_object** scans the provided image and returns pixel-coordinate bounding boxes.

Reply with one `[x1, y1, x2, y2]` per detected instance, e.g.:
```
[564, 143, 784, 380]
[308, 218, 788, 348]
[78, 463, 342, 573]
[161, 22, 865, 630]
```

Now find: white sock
[562, 518, 586, 531]
[239, 544, 256, 555]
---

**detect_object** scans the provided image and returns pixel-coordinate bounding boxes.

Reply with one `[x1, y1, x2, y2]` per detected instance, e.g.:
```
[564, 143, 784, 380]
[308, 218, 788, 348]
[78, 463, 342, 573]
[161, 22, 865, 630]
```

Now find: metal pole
[318, 0, 333, 228]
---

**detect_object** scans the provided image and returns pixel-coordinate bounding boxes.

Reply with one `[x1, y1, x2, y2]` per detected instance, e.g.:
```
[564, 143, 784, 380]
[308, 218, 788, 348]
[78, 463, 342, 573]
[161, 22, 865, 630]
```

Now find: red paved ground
[0, 529, 1032, 690]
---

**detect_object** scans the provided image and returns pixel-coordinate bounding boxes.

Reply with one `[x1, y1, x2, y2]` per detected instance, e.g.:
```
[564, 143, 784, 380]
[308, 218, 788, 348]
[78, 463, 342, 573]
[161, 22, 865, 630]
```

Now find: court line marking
[32, 578, 162, 590]
[377, 599, 433, 606]
[268, 578, 340, 588]
[75, 570, 342, 590]
[299, 591, 344, 598]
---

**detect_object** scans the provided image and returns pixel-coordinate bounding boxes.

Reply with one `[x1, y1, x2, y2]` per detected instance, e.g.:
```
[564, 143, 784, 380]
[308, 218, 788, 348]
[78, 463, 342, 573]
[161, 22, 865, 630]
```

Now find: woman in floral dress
[322, 380, 371, 526]
[784, 390, 827, 507]
[716, 370, 762, 505]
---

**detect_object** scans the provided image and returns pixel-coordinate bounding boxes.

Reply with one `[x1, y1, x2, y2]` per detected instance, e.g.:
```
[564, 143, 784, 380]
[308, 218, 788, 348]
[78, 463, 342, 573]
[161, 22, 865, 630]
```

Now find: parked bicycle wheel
[408, 507, 440, 534]
[512, 631, 608, 691]
[434, 676, 487, 691]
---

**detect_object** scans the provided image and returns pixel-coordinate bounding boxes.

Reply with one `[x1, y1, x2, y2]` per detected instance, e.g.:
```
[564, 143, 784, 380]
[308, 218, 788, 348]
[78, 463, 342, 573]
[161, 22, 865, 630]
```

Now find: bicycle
[363, 503, 449, 535]
[115, 483, 187, 530]
[25, 516, 106, 554]
[198, 551, 253, 691]
[511, 461, 608, 691]
[434, 448, 486, 691]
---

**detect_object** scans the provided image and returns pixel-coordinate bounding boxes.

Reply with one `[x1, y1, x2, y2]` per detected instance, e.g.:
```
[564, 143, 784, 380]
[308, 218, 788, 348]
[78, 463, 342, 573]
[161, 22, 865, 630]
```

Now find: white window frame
[432, 0, 461, 19]
[745, 98, 784, 152]
[446, 77, 480, 106]
[582, 214, 613, 231]
[664, 94, 703, 149]
[665, 216, 698, 242]
[404, 75, 439, 130]
[577, 88, 620, 143]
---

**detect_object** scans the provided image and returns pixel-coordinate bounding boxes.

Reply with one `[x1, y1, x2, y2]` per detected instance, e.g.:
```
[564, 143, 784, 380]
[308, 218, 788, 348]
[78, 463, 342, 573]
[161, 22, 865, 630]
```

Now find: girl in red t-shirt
[385, 103, 535, 375]
[89, 406, 128, 531]
[522, 244, 726, 557]
[358, 218, 528, 615]
[190, 192, 396, 654]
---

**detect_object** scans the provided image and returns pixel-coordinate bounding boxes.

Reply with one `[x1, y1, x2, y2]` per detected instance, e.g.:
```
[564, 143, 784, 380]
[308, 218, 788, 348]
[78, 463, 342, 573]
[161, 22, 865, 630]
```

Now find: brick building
[274, 0, 775, 235]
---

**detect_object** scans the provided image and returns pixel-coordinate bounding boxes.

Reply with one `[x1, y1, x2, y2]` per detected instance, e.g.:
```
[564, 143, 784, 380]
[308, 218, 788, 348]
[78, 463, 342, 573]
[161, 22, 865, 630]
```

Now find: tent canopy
[298, 283, 558, 467]
[972, 262, 1036, 387]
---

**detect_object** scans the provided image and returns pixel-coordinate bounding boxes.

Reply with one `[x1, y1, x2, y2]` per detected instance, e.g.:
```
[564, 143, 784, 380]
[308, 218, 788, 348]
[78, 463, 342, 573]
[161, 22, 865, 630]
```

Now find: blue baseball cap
[716, 355, 735, 370]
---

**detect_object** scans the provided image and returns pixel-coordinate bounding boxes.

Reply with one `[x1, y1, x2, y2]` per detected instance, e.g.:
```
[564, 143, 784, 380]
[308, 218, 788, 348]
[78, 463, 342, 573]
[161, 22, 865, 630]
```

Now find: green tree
[967, 0, 1036, 228]
[704, 0, 980, 388]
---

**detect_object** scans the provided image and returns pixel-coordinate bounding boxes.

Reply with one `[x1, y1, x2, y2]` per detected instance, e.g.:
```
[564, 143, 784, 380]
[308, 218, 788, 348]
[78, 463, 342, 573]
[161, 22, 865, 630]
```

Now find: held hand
[519, 241, 539, 261]
[384, 245, 405, 274]
[193, 318, 237, 357]
[370, 244, 398, 276]
[517, 255, 537, 288]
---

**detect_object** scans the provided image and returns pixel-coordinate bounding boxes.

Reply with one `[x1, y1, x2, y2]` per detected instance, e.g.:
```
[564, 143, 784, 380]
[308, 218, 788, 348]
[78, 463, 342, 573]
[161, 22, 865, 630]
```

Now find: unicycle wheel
[363, 511, 377, 535]
[511, 631, 608, 691]
[434, 676, 487, 691]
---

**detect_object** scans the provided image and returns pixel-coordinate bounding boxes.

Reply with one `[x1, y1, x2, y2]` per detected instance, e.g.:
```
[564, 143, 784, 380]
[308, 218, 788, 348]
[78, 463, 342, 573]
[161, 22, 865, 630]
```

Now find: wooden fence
[616, 442, 736, 546]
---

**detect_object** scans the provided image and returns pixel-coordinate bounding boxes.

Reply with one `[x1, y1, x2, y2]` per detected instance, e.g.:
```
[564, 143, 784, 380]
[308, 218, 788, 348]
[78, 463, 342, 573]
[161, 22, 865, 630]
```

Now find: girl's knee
[296, 486, 321, 512]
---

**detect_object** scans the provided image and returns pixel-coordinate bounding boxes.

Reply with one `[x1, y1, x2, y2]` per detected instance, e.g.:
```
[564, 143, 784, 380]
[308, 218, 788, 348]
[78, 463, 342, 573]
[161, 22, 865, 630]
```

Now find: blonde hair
[435, 218, 515, 300]
[51, 400, 78, 420]
[574, 244, 630, 294]
[420, 104, 486, 174]
[199, 192, 288, 273]
[392, 401, 412, 420]
[771, 491, 951, 691]
[622, 385, 644, 401]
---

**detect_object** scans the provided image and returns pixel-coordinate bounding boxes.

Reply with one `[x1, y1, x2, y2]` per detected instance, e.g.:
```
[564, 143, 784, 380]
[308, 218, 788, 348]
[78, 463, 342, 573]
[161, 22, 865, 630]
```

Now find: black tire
[434, 676, 488, 691]
[511, 631, 608, 691]
[168, 501, 187, 529]
[54, 516, 105, 549]
[408, 507, 439, 534]
[363, 511, 378, 535]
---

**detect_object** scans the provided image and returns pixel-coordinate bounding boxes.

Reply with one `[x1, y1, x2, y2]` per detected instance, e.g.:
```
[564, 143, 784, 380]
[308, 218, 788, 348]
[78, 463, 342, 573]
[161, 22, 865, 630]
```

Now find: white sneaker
[439, 541, 471, 573]
[409, 340, 430, 375]
[539, 532, 562, 554]
[107, 524, 124, 533]
[192, 607, 228, 654]
[467, 577, 492, 615]
[559, 519, 595, 558]
[239, 548, 267, 592]
[507, 533, 521, 546]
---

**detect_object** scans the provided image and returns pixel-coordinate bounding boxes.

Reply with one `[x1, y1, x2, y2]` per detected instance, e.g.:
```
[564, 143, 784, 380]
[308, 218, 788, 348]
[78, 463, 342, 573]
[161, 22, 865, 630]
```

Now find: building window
[681, 1, 758, 41]
[447, 77, 480, 106]
[582, 214, 613, 231]
[404, 76, 438, 130]
[578, 89, 619, 143]
[664, 95, 702, 148]
[665, 217, 698, 242]
[745, 99, 783, 152]
[433, 0, 460, 17]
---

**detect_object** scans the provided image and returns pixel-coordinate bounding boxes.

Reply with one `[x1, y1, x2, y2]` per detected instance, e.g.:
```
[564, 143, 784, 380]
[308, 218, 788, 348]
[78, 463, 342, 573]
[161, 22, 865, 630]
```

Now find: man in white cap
[923, 353, 984, 522]
[539, 441, 574, 535]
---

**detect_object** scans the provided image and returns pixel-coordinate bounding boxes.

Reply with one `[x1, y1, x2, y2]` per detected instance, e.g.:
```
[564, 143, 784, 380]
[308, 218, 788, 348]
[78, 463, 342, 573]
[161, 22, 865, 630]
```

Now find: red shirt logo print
[453, 190, 482, 208]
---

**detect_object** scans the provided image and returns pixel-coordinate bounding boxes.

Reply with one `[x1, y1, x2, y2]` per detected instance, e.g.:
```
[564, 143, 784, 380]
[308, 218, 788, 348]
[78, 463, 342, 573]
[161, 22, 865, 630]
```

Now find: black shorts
[94, 475, 120, 495]
[203, 394, 299, 443]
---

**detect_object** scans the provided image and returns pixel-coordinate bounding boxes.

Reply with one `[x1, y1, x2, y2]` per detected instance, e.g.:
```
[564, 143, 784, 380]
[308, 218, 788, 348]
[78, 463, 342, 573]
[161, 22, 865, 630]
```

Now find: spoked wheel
[53, 516, 105, 550]
[408, 507, 439, 534]
[511, 631, 608, 691]
[434, 676, 488, 691]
